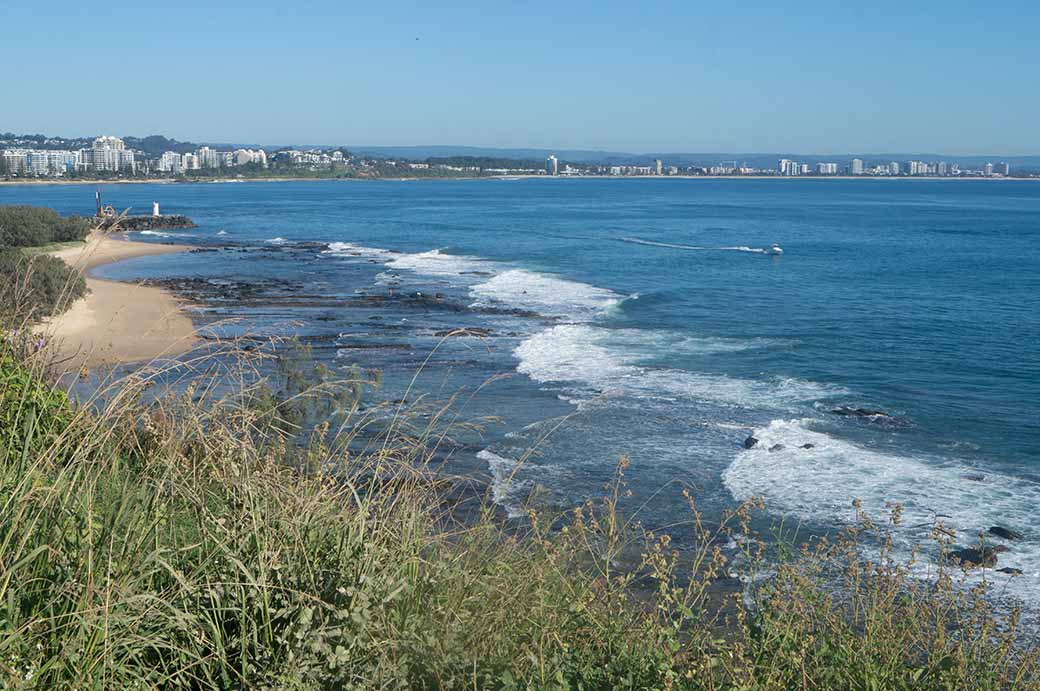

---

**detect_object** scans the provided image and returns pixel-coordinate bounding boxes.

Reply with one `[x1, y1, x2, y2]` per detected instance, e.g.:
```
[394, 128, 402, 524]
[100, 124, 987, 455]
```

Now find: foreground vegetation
[0, 206, 90, 321]
[0, 325, 1037, 690]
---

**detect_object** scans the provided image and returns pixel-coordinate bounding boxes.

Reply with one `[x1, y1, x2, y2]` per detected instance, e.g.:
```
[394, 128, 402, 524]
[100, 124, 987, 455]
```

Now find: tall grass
[1, 322, 1038, 687]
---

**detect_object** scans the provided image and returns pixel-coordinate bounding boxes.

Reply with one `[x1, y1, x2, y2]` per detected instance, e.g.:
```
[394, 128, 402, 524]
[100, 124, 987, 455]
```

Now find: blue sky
[4, 1, 1038, 154]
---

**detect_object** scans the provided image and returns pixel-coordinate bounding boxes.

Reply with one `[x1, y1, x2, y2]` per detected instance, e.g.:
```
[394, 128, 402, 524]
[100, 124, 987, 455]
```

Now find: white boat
[768, 243, 783, 255]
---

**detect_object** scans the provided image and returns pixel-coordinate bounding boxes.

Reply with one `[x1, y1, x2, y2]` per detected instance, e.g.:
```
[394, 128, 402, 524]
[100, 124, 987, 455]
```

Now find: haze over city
[6, 0, 1039, 155]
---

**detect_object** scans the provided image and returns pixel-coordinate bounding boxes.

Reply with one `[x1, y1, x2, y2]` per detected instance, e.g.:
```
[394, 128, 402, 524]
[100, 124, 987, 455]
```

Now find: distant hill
[123, 135, 197, 155]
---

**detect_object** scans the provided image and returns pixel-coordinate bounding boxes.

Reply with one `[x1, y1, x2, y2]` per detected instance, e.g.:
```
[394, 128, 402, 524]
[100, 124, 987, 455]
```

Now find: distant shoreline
[0, 174, 1035, 187]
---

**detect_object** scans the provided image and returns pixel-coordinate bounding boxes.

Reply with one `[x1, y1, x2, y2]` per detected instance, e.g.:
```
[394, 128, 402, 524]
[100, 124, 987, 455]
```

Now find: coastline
[1, 174, 1035, 187]
[36, 233, 198, 369]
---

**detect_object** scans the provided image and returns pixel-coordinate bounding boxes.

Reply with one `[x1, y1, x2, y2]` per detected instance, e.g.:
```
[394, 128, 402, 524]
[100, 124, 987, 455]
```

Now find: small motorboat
[768, 243, 783, 255]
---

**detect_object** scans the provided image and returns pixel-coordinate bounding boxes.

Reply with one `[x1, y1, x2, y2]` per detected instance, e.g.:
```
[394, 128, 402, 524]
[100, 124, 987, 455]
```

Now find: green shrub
[0, 248, 87, 322]
[0, 205, 92, 247]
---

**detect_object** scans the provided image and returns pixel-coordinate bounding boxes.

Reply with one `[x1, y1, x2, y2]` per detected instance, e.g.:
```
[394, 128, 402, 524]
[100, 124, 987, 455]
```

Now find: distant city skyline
[2, 133, 1023, 179]
[5, 1, 1040, 155]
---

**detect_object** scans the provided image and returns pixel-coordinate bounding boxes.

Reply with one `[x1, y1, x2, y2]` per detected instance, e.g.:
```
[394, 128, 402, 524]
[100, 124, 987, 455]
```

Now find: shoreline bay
[36, 233, 198, 369]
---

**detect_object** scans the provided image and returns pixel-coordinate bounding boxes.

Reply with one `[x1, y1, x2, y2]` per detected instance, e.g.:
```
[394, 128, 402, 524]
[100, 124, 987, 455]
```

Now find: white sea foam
[723, 418, 1040, 584]
[478, 448, 562, 519]
[479, 449, 523, 517]
[379, 248, 629, 322]
[264, 237, 287, 244]
[384, 249, 491, 276]
[515, 325, 841, 409]
[138, 230, 192, 238]
[619, 237, 768, 253]
[470, 269, 625, 320]
[322, 241, 394, 258]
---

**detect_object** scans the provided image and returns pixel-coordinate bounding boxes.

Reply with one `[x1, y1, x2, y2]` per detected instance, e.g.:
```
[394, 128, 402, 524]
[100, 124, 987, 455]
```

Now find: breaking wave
[514, 324, 843, 409]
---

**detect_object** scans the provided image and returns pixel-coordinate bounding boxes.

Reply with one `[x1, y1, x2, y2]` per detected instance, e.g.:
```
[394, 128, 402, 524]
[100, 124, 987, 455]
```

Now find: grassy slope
[0, 337, 1037, 690]
[20, 239, 86, 256]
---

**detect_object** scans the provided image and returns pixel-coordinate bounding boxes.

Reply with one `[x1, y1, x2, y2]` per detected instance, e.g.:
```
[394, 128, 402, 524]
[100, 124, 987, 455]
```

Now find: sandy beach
[37, 233, 198, 369]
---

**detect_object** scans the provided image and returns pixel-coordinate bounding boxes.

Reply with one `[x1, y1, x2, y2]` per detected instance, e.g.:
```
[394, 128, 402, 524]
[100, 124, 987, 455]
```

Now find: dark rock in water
[800, 443, 815, 449]
[989, 526, 1024, 541]
[768, 444, 785, 453]
[743, 436, 759, 450]
[963, 473, 986, 482]
[434, 327, 494, 338]
[830, 406, 907, 426]
[997, 567, 1023, 576]
[337, 342, 412, 351]
[948, 545, 1009, 569]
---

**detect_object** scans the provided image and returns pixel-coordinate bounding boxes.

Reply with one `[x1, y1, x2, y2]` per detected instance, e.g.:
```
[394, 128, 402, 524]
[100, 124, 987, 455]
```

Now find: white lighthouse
[152, 201, 160, 217]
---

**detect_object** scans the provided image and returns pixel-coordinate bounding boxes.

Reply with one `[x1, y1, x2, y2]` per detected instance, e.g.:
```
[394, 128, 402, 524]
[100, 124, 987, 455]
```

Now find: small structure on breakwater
[93, 187, 196, 232]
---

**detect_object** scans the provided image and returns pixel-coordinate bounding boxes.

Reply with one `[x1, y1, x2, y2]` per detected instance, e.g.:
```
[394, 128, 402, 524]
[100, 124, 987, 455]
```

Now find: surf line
[618, 237, 767, 253]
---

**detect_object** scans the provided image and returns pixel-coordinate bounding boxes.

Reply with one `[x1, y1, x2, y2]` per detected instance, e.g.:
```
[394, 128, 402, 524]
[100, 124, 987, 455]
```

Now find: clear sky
[4, 1, 1038, 154]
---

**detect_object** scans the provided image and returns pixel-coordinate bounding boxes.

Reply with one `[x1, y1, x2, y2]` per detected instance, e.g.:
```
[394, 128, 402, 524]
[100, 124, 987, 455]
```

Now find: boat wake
[618, 237, 768, 253]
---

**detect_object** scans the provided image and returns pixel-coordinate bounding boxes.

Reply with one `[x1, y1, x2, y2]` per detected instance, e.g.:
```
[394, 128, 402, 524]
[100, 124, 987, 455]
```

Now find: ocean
[5, 178, 1039, 600]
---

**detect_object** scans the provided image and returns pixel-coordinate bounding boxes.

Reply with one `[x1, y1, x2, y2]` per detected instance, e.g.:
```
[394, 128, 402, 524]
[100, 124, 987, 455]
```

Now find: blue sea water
[4, 178, 1039, 596]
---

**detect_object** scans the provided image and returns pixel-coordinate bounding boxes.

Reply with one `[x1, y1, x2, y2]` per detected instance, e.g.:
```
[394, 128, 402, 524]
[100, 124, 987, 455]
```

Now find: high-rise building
[231, 148, 268, 167]
[889, 162, 900, 175]
[850, 158, 864, 175]
[2, 150, 28, 175]
[197, 146, 221, 169]
[546, 155, 558, 176]
[27, 151, 50, 175]
[998, 162, 1010, 176]
[159, 151, 183, 173]
[984, 162, 994, 176]
[86, 136, 134, 172]
[3, 149, 80, 176]
[936, 161, 947, 176]
[654, 159, 663, 175]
